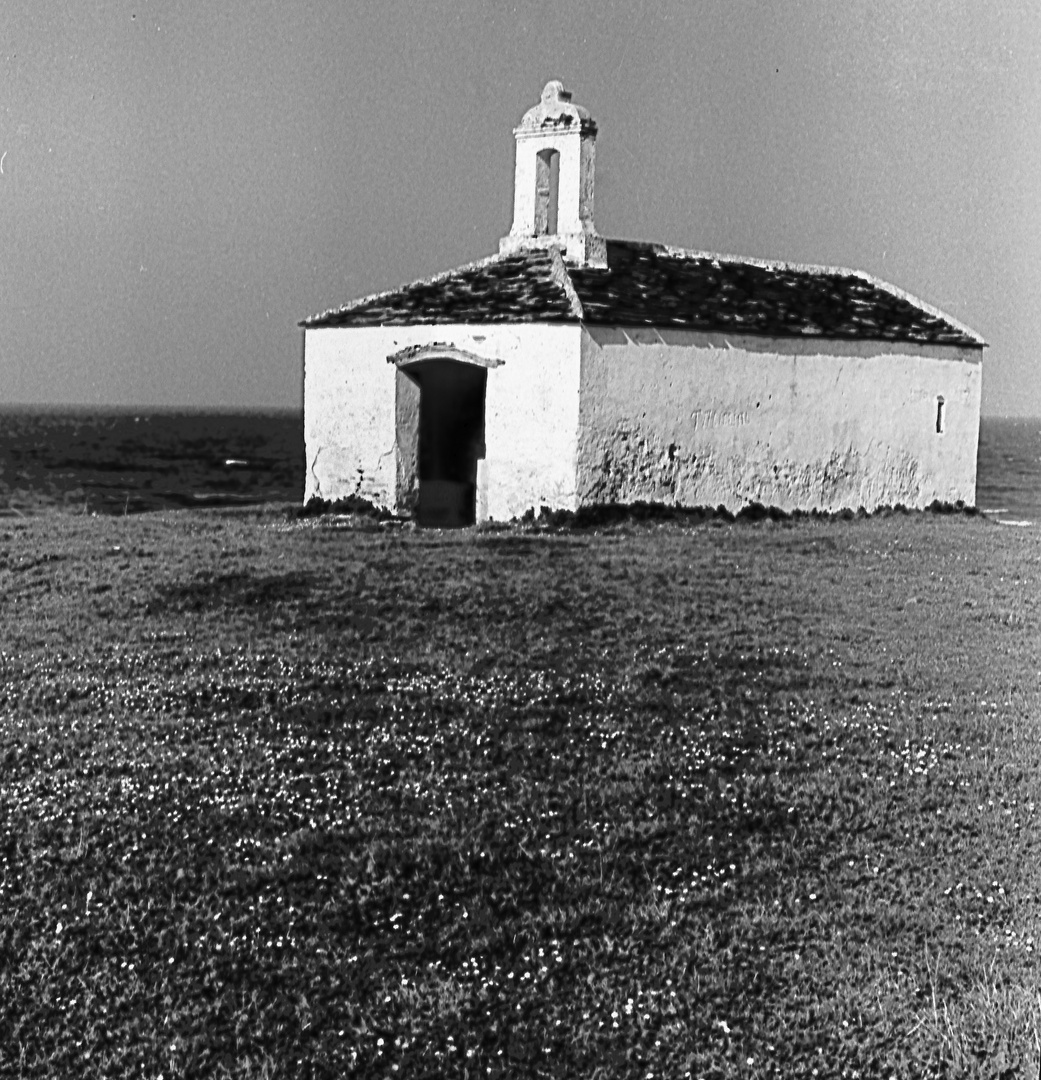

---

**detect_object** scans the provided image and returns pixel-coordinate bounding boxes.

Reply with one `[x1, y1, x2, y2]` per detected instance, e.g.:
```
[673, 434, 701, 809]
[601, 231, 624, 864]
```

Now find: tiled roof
[302, 240, 984, 347]
[302, 250, 579, 329]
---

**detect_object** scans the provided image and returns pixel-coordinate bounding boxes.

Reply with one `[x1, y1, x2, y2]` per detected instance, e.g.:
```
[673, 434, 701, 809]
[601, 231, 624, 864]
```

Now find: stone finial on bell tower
[499, 81, 607, 269]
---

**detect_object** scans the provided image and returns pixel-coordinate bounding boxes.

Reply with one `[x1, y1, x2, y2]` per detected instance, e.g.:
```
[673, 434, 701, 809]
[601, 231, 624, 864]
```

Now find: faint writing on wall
[691, 409, 750, 428]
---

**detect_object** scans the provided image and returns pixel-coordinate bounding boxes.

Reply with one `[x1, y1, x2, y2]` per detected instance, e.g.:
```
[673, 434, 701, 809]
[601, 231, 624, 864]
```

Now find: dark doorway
[397, 359, 487, 527]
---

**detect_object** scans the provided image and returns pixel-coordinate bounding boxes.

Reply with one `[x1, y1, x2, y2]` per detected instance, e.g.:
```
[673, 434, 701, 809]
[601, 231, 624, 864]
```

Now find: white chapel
[300, 81, 984, 526]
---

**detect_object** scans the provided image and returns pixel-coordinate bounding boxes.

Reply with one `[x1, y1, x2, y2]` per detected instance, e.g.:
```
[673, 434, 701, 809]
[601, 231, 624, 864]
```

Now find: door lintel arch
[387, 343, 504, 369]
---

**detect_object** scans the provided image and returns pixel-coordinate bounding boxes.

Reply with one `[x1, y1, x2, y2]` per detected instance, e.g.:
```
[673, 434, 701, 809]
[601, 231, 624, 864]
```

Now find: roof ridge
[604, 239, 986, 346]
[547, 247, 584, 319]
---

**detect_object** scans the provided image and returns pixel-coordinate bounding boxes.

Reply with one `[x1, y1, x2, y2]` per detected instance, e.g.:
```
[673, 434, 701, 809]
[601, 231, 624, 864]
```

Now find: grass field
[1, 507, 1039, 1078]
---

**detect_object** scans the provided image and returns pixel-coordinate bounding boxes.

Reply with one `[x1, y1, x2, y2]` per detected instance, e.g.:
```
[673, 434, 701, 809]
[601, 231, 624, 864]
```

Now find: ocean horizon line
[0, 403, 303, 417]
[2, 403, 1039, 421]
[2, 404, 1039, 422]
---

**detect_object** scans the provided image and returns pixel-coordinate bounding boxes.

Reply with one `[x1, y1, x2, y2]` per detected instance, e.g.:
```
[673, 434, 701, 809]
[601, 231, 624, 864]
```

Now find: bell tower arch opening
[535, 147, 560, 236]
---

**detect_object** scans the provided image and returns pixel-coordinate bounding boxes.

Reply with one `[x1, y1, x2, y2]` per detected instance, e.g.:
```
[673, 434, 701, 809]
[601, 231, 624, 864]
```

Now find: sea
[0, 408, 1038, 526]
[0, 407, 304, 516]
[974, 417, 1041, 527]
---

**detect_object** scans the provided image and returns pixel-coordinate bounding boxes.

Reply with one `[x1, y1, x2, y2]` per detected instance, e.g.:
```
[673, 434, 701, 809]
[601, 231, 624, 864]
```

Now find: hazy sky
[2, 1, 1038, 414]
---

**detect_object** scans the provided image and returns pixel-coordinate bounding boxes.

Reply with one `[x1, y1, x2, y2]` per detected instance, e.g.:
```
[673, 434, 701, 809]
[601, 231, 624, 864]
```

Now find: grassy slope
[0, 509, 1039, 1078]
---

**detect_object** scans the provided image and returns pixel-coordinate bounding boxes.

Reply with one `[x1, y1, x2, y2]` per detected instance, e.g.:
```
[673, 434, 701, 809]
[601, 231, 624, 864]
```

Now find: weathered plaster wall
[304, 327, 397, 506]
[578, 327, 982, 512]
[303, 323, 582, 520]
[480, 324, 582, 521]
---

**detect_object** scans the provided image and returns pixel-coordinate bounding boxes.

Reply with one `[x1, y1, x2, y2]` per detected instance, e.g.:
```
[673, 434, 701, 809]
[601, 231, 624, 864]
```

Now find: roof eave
[299, 250, 518, 329]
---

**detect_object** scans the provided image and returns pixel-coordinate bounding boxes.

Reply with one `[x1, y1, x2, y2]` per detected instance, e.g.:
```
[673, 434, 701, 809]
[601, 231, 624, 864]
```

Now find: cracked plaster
[576, 327, 980, 513]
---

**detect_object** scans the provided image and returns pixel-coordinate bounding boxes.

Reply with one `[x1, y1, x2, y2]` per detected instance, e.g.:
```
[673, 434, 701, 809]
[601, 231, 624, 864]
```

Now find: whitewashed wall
[303, 323, 582, 520]
[480, 324, 582, 521]
[578, 327, 983, 512]
[303, 327, 397, 507]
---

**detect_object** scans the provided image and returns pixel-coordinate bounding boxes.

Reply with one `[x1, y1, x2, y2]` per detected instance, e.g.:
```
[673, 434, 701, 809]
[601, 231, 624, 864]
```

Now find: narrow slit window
[534, 148, 560, 236]
[936, 396, 946, 434]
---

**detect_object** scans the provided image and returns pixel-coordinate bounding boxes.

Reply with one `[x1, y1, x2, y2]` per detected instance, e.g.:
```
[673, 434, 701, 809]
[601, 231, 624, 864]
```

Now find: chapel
[300, 81, 984, 526]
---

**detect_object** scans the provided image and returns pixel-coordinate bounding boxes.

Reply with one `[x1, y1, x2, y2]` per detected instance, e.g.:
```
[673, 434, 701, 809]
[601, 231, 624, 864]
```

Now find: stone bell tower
[499, 81, 607, 269]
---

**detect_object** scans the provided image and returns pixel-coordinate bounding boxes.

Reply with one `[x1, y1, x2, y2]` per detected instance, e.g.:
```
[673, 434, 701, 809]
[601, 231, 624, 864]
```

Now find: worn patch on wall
[580, 423, 705, 504]
[580, 423, 928, 512]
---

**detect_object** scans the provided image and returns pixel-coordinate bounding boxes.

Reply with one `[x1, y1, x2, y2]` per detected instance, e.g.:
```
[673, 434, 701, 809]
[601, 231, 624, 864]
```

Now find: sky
[1, 0, 1038, 415]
